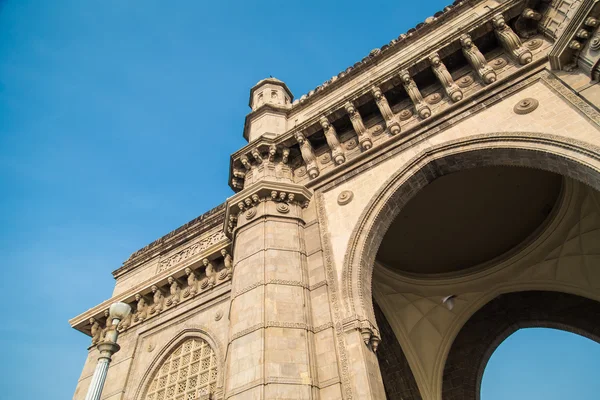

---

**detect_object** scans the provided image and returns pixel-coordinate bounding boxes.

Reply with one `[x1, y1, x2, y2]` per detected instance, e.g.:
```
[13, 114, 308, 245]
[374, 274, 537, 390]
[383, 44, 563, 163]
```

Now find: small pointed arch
[135, 328, 224, 400]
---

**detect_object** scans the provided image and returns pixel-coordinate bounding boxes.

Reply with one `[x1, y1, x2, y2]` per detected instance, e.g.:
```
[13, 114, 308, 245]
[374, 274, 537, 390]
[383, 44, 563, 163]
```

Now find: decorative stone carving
[491, 57, 508, 70]
[116, 312, 131, 332]
[240, 155, 252, 170]
[460, 33, 496, 84]
[251, 149, 263, 164]
[399, 69, 431, 119]
[319, 116, 346, 165]
[371, 86, 401, 135]
[215, 310, 223, 321]
[182, 267, 198, 298]
[295, 132, 320, 179]
[320, 153, 332, 164]
[398, 109, 413, 121]
[492, 14, 533, 65]
[221, 249, 233, 279]
[90, 317, 102, 345]
[429, 52, 463, 102]
[295, 166, 307, 177]
[513, 98, 539, 114]
[268, 144, 277, 163]
[345, 138, 358, 150]
[245, 207, 257, 219]
[590, 32, 600, 51]
[337, 190, 354, 205]
[345, 101, 373, 150]
[148, 285, 164, 315]
[281, 147, 290, 164]
[165, 276, 181, 307]
[133, 293, 147, 322]
[276, 203, 290, 213]
[456, 75, 474, 88]
[526, 39, 543, 50]
[156, 231, 227, 274]
[100, 309, 115, 342]
[203, 258, 216, 287]
[426, 92, 443, 104]
[522, 8, 541, 21]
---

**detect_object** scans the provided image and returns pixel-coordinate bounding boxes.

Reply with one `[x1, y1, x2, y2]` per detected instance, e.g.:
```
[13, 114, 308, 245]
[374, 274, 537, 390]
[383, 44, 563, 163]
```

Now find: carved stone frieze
[157, 231, 227, 274]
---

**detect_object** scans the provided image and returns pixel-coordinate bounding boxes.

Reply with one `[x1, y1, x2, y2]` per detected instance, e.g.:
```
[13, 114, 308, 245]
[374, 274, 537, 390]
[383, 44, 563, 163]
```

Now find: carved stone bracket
[319, 116, 346, 165]
[371, 86, 401, 135]
[295, 132, 320, 179]
[429, 52, 463, 102]
[345, 101, 373, 150]
[399, 69, 431, 119]
[460, 33, 496, 84]
[493, 14, 533, 65]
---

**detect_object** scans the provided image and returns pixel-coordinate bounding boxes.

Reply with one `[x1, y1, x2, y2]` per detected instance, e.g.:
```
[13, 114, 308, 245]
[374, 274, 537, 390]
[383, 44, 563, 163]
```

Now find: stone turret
[244, 77, 293, 142]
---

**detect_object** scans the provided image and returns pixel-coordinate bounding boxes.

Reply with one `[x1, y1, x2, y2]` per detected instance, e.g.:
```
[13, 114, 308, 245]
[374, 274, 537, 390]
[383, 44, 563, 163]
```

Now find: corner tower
[244, 77, 293, 142]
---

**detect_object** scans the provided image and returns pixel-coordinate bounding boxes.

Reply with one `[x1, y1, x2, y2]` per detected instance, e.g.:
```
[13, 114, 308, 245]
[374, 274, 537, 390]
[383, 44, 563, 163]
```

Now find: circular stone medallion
[245, 208, 257, 220]
[513, 98, 539, 114]
[214, 310, 223, 321]
[526, 39, 543, 50]
[276, 203, 290, 214]
[399, 109, 413, 121]
[491, 57, 507, 70]
[337, 190, 354, 205]
[320, 153, 332, 164]
[457, 75, 474, 88]
[295, 166, 307, 177]
[345, 138, 358, 150]
[426, 93, 442, 104]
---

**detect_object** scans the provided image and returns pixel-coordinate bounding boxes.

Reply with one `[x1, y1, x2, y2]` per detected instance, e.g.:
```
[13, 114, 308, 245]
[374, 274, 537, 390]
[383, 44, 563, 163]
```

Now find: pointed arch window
[144, 338, 218, 400]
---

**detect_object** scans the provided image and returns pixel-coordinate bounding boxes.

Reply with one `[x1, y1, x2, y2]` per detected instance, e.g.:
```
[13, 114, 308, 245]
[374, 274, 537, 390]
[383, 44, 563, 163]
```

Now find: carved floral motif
[157, 231, 227, 274]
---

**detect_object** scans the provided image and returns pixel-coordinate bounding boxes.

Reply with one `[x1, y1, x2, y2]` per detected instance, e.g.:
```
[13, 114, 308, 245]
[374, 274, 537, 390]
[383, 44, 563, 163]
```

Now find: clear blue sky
[1, 1, 599, 399]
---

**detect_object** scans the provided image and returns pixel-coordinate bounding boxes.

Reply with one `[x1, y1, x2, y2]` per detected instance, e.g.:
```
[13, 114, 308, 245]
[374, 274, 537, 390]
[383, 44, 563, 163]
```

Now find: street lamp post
[84, 302, 131, 400]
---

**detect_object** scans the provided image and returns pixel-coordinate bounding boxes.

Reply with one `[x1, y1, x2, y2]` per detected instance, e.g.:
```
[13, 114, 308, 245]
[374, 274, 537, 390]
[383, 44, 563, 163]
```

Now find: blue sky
[1, 1, 599, 399]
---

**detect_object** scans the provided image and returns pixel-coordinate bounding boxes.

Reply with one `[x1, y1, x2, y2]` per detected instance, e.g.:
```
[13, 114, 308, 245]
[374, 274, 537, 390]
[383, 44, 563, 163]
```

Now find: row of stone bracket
[231, 12, 539, 190]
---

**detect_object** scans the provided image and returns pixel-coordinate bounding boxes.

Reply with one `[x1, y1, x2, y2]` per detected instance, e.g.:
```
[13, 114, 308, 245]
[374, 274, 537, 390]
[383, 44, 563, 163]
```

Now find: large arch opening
[442, 291, 600, 400]
[480, 327, 600, 399]
[339, 135, 600, 399]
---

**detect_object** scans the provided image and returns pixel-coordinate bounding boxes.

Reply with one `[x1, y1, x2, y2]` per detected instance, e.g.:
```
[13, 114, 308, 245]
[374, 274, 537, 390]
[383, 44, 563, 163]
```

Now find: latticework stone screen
[144, 338, 218, 400]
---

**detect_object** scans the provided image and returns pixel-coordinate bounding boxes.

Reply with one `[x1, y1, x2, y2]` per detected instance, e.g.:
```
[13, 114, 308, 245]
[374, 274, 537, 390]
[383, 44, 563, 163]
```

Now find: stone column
[224, 183, 317, 399]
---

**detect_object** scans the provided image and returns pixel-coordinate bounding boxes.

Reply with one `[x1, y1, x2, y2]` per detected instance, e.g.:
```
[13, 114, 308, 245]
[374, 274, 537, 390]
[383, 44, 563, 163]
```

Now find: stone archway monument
[69, 1, 600, 399]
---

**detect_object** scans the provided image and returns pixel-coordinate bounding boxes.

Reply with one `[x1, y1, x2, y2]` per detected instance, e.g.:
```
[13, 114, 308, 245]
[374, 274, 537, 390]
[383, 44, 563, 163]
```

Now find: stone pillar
[224, 183, 317, 399]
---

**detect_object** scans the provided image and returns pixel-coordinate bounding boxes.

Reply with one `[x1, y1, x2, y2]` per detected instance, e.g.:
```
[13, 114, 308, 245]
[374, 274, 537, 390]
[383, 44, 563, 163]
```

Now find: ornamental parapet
[69, 236, 233, 342]
[229, 0, 565, 192]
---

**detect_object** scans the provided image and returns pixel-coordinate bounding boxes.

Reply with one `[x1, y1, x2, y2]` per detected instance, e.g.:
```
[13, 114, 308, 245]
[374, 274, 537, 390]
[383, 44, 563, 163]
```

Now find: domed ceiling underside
[376, 166, 563, 275]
